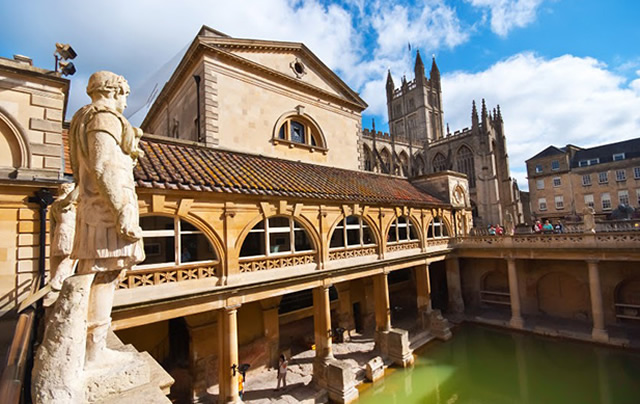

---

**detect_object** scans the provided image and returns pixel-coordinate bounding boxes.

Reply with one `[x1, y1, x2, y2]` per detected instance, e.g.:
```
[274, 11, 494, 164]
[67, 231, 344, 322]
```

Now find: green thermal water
[358, 325, 640, 404]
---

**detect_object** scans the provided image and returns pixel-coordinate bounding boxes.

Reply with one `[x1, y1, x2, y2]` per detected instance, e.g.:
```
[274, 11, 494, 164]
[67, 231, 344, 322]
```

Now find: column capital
[224, 303, 241, 312]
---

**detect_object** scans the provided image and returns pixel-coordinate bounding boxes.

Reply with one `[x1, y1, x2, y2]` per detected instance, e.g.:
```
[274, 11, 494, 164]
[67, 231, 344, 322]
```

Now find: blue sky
[1, 0, 639, 190]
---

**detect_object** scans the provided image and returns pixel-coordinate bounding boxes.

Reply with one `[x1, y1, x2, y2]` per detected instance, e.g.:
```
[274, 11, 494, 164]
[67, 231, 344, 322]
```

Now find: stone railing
[328, 246, 378, 261]
[427, 237, 454, 247]
[238, 252, 316, 273]
[119, 262, 220, 289]
[386, 241, 420, 253]
[456, 232, 640, 249]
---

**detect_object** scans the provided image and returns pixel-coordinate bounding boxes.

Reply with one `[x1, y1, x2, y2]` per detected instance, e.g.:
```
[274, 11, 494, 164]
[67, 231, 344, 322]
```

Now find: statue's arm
[86, 130, 142, 242]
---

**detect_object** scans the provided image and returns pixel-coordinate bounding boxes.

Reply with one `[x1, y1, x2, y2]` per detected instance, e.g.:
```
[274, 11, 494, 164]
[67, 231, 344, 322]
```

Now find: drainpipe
[28, 188, 54, 288]
[193, 75, 202, 143]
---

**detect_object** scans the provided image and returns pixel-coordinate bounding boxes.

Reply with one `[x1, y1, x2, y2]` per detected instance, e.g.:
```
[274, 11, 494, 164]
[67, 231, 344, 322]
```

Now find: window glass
[294, 228, 312, 252]
[634, 167, 640, 179]
[555, 195, 564, 209]
[278, 125, 286, 139]
[269, 232, 291, 254]
[613, 153, 625, 161]
[240, 222, 265, 257]
[330, 221, 344, 248]
[362, 224, 374, 245]
[553, 177, 561, 187]
[602, 193, 611, 210]
[551, 160, 559, 170]
[616, 169, 626, 181]
[598, 172, 608, 183]
[140, 216, 174, 231]
[619, 190, 630, 206]
[582, 174, 591, 186]
[181, 232, 215, 263]
[536, 179, 544, 189]
[535, 164, 543, 173]
[539, 198, 547, 211]
[290, 121, 305, 143]
[241, 217, 313, 258]
[427, 216, 448, 238]
[584, 194, 594, 208]
[142, 236, 175, 266]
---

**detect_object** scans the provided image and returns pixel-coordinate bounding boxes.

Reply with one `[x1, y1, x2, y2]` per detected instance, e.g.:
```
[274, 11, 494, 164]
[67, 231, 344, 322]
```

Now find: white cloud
[442, 53, 640, 190]
[371, 0, 469, 58]
[467, 0, 544, 36]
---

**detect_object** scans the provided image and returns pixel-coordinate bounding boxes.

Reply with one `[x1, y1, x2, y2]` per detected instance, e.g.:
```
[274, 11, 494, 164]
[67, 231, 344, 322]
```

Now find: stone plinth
[365, 356, 384, 382]
[325, 359, 358, 404]
[429, 310, 452, 341]
[375, 328, 414, 367]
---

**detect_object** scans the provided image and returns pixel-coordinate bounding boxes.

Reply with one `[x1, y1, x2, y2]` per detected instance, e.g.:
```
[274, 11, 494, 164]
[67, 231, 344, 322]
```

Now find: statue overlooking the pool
[32, 71, 152, 403]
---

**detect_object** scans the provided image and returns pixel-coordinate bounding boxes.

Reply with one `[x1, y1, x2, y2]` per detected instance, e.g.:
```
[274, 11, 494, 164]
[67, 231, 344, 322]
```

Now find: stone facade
[361, 52, 528, 227]
[526, 138, 640, 221]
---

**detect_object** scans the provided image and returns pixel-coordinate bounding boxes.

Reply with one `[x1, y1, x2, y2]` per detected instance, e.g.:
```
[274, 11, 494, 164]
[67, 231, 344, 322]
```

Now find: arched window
[387, 216, 419, 244]
[138, 216, 218, 267]
[274, 113, 326, 151]
[456, 146, 476, 188]
[240, 217, 314, 258]
[427, 216, 449, 238]
[329, 215, 375, 249]
[380, 148, 391, 174]
[433, 153, 447, 172]
[363, 145, 373, 172]
[413, 154, 425, 176]
[399, 151, 409, 177]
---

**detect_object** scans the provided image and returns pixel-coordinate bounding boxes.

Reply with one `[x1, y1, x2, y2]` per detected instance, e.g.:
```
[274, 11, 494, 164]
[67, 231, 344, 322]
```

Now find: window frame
[427, 216, 449, 239]
[582, 174, 592, 186]
[551, 160, 560, 171]
[538, 198, 547, 211]
[273, 113, 327, 153]
[329, 215, 377, 250]
[584, 194, 595, 208]
[552, 177, 562, 187]
[598, 172, 608, 184]
[535, 164, 543, 173]
[554, 195, 564, 210]
[136, 216, 218, 270]
[536, 179, 545, 190]
[601, 193, 612, 211]
[387, 215, 420, 244]
[613, 153, 625, 161]
[240, 216, 315, 260]
[616, 169, 627, 182]
[634, 167, 640, 179]
[619, 190, 630, 206]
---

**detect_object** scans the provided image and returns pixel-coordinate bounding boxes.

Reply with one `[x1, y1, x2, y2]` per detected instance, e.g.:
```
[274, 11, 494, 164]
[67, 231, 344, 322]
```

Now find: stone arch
[614, 277, 640, 322]
[235, 213, 321, 259]
[432, 152, 446, 173]
[379, 147, 391, 174]
[383, 214, 422, 245]
[0, 106, 31, 170]
[537, 272, 589, 320]
[413, 154, 425, 176]
[455, 144, 476, 188]
[272, 108, 327, 149]
[328, 213, 381, 249]
[363, 144, 374, 172]
[398, 150, 409, 177]
[481, 270, 509, 293]
[138, 212, 225, 267]
[426, 215, 452, 238]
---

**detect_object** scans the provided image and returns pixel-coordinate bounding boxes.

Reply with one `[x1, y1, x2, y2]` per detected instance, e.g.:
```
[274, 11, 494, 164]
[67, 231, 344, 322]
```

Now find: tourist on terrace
[554, 221, 564, 234]
[542, 220, 554, 233]
[275, 354, 288, 391]
[533, 220, 542, 233]
[488, 225, 496, 235]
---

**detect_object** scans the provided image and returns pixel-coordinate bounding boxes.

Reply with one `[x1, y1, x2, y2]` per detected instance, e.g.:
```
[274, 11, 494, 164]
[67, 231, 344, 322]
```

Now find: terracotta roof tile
[134, 138, 445, 207]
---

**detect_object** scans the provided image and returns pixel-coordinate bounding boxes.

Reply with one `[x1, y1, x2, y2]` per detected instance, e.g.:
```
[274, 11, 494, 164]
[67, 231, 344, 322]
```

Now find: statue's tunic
[68, 105, 144, 270]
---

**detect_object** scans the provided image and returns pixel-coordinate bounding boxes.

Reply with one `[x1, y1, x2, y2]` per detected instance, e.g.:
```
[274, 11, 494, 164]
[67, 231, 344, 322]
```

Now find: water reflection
[358, 325, 640, 404]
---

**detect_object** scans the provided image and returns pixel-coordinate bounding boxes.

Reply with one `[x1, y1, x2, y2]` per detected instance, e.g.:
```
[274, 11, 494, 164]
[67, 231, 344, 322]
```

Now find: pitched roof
[571, 137, 640, 168]
[134, 136, 445, 206]
[526, 145, 565, 161]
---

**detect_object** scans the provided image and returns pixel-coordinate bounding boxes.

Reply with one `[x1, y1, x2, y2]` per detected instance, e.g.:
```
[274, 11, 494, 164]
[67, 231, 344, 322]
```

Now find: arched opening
[387, 215, 419, 245]
[456, 145, 476, 188]
[137, 216, 219, 268]
[432, 152, 447, 173]
[0, 108, 30, 172]
[480, 270, 510, 307]
[363, 144, 373, 172]
[379, 148, 391, 174]
[413, 154, 425, 176]
[239, 216, 315, 258]
[537, 272, 589, 320]
[399, 151, 409, 177]
[329, 215, 376, 250]
[615, 277, 640, 323]
[427, 216, 450, 238]
[273, 110, 327, 150]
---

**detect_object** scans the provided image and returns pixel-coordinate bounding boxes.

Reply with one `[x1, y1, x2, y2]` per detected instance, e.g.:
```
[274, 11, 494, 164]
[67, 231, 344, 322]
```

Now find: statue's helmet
[86, 71, 130, 98]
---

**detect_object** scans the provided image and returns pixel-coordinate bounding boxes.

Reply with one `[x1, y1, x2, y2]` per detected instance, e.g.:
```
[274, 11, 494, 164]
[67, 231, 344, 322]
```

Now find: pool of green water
[358, 325, 640, 404]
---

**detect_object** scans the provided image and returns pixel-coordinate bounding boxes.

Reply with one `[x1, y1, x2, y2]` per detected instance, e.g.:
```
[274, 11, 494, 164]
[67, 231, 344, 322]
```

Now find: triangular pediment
[198, 35, 367, 110]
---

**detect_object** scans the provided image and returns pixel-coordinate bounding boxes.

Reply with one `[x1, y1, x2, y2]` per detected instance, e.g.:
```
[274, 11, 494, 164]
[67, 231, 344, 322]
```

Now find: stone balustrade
[119, 262, 220, 289]
[456, 231, 640, 250]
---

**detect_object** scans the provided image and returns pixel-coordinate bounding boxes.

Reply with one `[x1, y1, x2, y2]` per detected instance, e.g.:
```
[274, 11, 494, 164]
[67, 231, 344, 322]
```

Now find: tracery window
[380, 148, 391, 174]
[433, 153, 447, 172]
[329, 215, 375, 249]
[387, 216, 419, 244]
[363, 145, 374, 172]
[138, 216, 217, 268]
[427, 216, 449, 238]
[456, 146, 476, 188]
[239, 217, 314, 258]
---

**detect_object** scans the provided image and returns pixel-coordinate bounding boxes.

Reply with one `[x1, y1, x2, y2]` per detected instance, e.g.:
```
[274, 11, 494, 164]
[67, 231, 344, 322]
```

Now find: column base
[509, 316, 525, 329]
[313, 357, 358, 404]
[592, 328, 609, 343]
[375, 329, 414, 367]
[429, 310, 452, 341]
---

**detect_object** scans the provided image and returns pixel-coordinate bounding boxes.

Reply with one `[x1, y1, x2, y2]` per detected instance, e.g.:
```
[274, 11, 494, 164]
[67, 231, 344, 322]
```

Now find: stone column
[335, 282, 354, 341]
[373, 273, 391, 333]
[313, 285, 334, 361]
[260, 297, 282, 368]
[445, 258, 464, 317]
[507, 258, 524, 329]
[587, 260, 609, 342]
[218, 304, 241, 404]
[415, 263, 432, 329]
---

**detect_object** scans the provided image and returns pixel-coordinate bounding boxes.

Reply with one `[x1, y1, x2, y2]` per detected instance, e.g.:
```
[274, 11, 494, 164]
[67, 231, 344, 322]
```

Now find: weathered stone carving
[48, 183, 78, 292]
[33, 71, 150, 403]
[583, 206, 596, 234]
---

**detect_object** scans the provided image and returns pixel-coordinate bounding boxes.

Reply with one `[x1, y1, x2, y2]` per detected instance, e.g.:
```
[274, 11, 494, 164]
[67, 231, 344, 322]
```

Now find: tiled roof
[134, 137, 445, 206]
